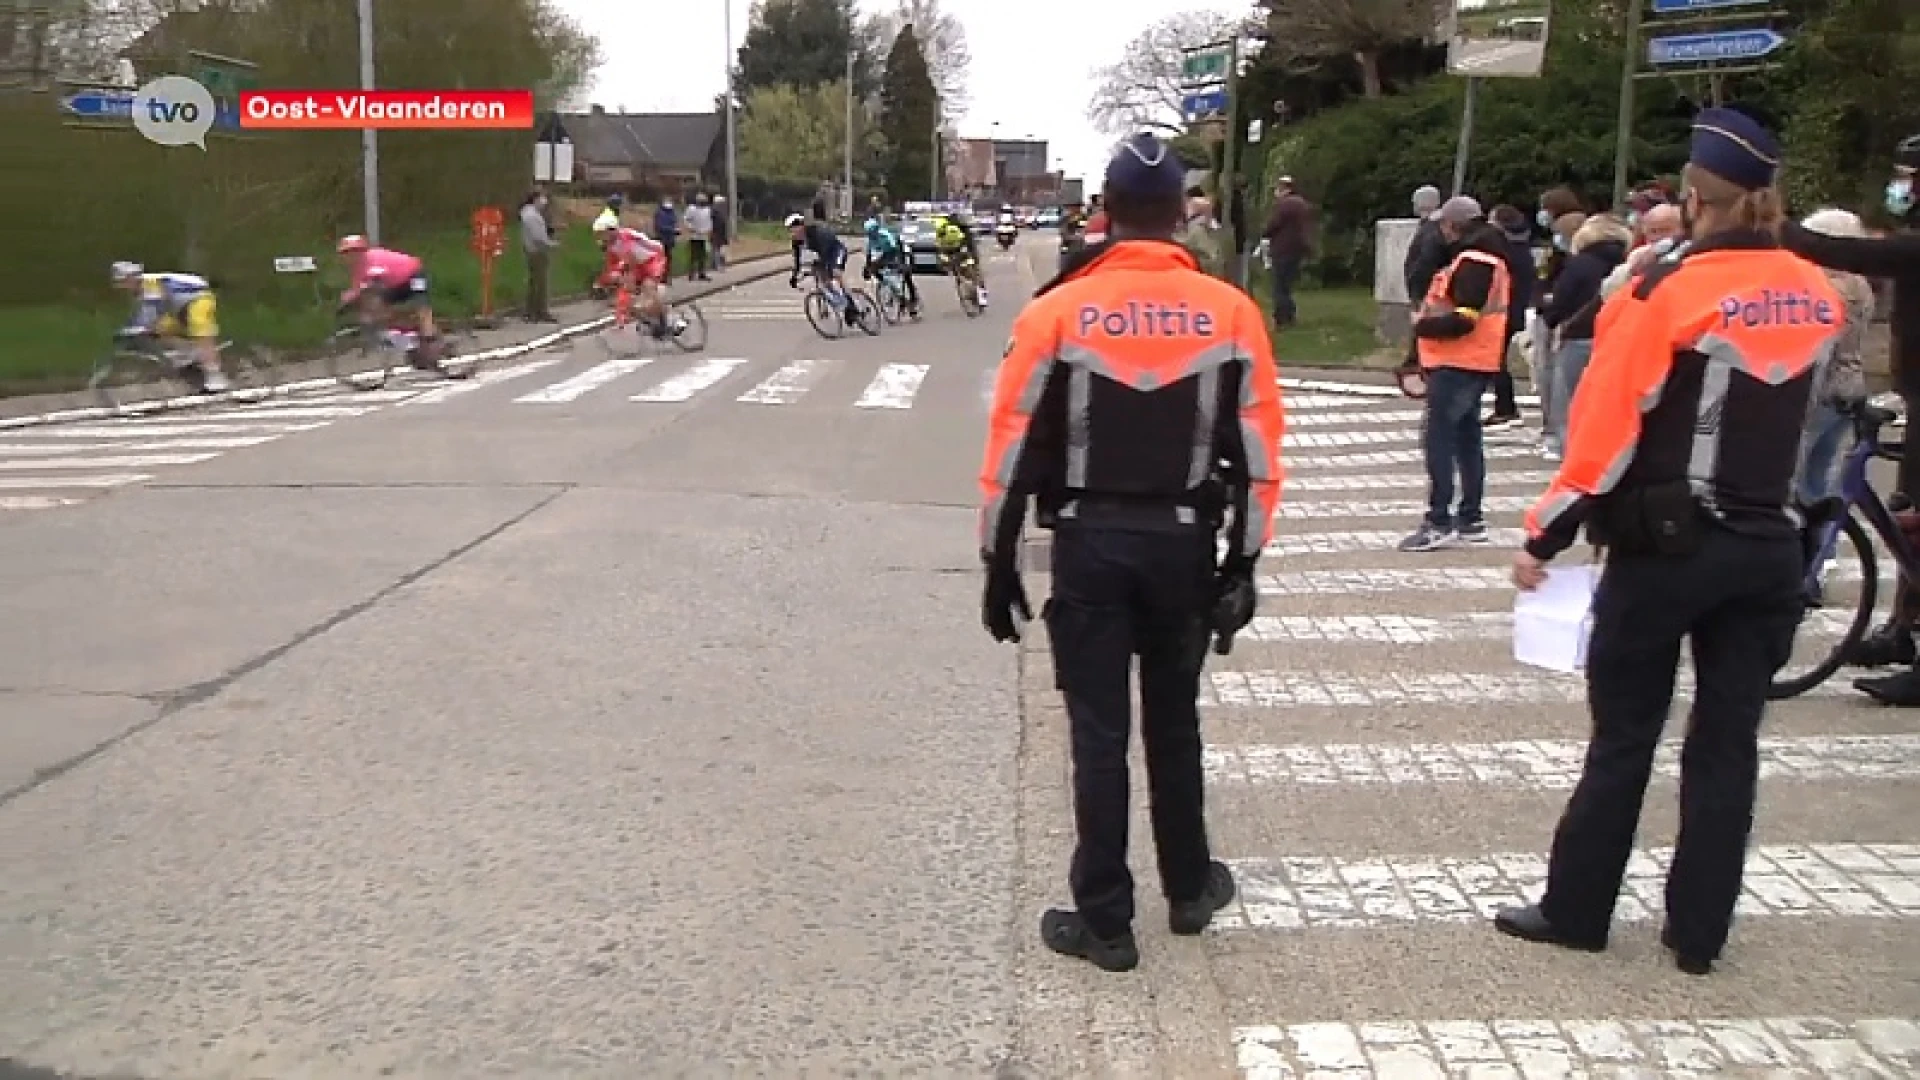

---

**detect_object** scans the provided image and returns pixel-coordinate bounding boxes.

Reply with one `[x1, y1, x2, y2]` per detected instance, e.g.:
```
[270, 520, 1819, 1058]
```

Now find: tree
[864, 0, 971, 121]
[1259, 0, 1440, 99]
[879, 24, 940, 201]
[738, 81, 860, 184]
[736, 0, 880, 99]
[1087, 10, 1239, 137]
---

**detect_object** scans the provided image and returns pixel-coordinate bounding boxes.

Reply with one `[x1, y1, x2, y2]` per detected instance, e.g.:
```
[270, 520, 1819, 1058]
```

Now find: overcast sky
[555, 0, 1252, 189]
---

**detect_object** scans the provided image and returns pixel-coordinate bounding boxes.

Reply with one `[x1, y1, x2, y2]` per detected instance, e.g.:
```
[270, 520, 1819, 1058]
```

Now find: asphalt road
[1, 233, 1916, 1078]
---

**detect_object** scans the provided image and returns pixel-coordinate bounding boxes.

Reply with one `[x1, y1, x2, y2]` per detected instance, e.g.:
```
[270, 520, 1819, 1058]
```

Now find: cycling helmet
[784, 213, 806, 228]
[336, 234, 369, 254]
[110, 260, 143, 283]
[1895, 134, 1920, 172]
[607, 193, 625, 209]
[592, 215, 618, 233]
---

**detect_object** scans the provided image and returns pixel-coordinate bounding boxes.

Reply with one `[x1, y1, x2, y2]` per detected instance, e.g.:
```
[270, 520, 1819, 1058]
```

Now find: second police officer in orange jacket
[1496, 108, 1844, 976]
[977, 133, 1286, 973]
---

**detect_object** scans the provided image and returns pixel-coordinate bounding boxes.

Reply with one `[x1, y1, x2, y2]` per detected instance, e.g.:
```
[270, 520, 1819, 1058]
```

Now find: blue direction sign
[59, 87, 242, 131]
[1648, 28, 1787, 65]
[1652, 0, 1766, 11]
[1182, 89, 1228, 119]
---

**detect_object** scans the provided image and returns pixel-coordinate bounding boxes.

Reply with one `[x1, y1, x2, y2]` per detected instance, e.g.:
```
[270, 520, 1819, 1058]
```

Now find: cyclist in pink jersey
[336, 235, 440, 344]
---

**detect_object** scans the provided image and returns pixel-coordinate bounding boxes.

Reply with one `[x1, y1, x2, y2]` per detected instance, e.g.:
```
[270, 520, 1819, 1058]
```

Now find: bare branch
[1085, 9, 1238, 137]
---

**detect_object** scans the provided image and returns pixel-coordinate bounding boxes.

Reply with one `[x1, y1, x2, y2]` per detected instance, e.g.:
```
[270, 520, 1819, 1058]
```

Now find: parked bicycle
[90, 329, 274, 409]
[1771, 397, 1909, 700]
[796, 258, 880, 340]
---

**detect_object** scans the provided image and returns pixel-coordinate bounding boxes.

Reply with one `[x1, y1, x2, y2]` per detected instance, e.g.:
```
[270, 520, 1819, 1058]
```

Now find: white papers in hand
[1513, 564, 1599, 674]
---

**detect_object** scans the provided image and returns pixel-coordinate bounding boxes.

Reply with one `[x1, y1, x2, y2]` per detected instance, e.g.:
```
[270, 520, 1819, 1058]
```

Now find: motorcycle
[994, 220, 1018, 250]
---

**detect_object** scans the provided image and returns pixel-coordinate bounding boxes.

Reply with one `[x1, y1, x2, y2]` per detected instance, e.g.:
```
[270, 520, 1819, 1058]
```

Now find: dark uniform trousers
[1045, 521, 1217, 940]
[1538, 523, 1802, 958]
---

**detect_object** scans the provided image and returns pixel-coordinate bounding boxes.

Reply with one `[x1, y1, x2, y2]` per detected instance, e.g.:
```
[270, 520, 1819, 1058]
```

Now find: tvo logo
[133, 75, 217, 149]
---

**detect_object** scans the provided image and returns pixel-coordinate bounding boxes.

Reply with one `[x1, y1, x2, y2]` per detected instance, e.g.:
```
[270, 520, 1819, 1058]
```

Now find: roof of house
[566, 110, 723, 170]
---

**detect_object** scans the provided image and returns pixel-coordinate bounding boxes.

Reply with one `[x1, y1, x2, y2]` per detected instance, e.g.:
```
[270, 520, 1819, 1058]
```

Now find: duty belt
[1054, 495, 1205, 531]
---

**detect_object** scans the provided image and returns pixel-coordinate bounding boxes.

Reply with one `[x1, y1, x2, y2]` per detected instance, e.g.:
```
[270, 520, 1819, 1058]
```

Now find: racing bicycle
[90, 330, 275, 409]
[324, 303, 483, 390]
[944, 250, 983, 317]
[796, 261, 880, 340]
[598, 267, 708, 357]
[868, 259, 919, 325]
[1770, 397, 1910, 700]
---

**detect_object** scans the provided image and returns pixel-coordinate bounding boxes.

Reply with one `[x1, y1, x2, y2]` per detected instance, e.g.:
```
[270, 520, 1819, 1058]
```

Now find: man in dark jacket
[1403, 184, 1447, 301]
[1483, 205, 1537, 429]
[1783, 133, 1920, 704]
[1263, 176, 1313, 328]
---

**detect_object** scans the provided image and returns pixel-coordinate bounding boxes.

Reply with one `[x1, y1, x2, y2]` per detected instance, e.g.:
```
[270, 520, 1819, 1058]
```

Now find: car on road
[897, 217, 945, 274]
[1034, 207, 1061, 229]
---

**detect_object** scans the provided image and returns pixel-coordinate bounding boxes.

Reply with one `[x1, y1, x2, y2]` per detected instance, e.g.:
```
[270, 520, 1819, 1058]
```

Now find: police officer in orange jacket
[1495, 108, 1843, 976]
[978, 133, 1285, 973]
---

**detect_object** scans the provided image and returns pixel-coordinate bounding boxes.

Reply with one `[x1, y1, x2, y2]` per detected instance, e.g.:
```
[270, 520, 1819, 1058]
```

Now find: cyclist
[337, 236, 441, 363]
[787, 212, 865, 326]
[110, 261, 228, 392]
[592, 217, 677, 337]
[862, 212, 920, 315]
[934, 212, 988, 308]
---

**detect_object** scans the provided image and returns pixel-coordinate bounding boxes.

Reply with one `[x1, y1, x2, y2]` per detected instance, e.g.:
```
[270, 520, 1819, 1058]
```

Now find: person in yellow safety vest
[1397, 194, 1513, 553]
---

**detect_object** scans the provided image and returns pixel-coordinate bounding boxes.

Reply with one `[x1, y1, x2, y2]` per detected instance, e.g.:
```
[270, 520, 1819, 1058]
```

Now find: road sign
[1182, 90, 1228, 120]
[273, 256, 317, 273]
[59, 85, 242, 130]
[470, 206, 505, 258]
[1651, 0, 1766, 11]
[1181, 48, 1229, 87]
[1648, 28, 1787, 65]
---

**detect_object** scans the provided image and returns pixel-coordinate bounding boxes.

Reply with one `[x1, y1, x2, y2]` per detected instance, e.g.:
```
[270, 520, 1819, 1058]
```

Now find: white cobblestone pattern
[1235, 1015, 1920, 1079]
[1215, 844, 1920, 932]
[1282, 430, 1424, 449]
[1267, 530, 1527, 555]
[1200, 670, 1855, 707]
[1239, 609, 1856, 644]
[1284, 410, 1428, 427]
[1284, 471, 1555, 492]
[1258, 567, 1515, 595]
[1275, 496, 1536, 519]
[1203, 734, 1920, 787]
[1279, 393, 1402, 409]
[1286, 446, 1539, 469]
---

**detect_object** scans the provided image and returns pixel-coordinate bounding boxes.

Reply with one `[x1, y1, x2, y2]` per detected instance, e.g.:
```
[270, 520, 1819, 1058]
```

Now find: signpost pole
[723, 0, 739, 220]
[1220, 34, 1242, 286]
[1611, 0, 1644, 209]
[1451, 77, 1478, 197]
[357, 0, 380, 245]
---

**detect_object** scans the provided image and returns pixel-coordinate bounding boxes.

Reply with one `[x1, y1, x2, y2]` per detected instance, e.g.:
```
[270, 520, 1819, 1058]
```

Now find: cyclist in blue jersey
[787, 212, 866, 327]
[862, 213, 920, 315]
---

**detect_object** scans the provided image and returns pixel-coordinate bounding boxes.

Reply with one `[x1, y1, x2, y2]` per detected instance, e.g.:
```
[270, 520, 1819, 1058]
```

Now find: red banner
[239, 90, 534, 130]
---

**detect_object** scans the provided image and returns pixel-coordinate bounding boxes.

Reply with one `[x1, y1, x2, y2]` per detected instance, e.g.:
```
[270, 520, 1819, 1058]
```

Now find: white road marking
[1266, 528, 1529, 554]
[1285, 471, 1553, 492]
[1205, 734, 1920, 787]
[1282, 394, 1402, 409]
[1235, 1016, 1920, 1079]
[2, 421, 329, 438]
[0, 496, 84, 510]
[630, 356, 748, 401]
[1239, 609, 1858, 644]
[1259, 567, 1513, 594]
[1201, 668, 1857, 706]
[0, 436, 281, 455]
[264, 388, 422, 406]
[739, 357, 830, 403]
[1287, 446, 1539, 469]
[514, 356, 657, 403]
[1276, 496, 1536, 519]
[1284, 409, 1426, 427]
[0, 473, 151, 490]
[1274, 376, 1541, 408]
[1282, 429, 1421, 449]
[401, 353, 571, 407]
[0, 452, 215, 471]
[855, 363, 930, 409]
[1214, 844, 1920, 931]
[205, 405, 375, 420]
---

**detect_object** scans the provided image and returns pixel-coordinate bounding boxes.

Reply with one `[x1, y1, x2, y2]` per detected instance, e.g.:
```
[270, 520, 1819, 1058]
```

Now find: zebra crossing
[0, 383, 422, 517]
[1018, 382, 1918, 1078]
[507, 351, 940, 410]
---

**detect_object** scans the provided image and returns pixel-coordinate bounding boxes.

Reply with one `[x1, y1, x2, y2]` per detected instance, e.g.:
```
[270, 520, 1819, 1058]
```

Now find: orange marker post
[470, 206, 505, 324]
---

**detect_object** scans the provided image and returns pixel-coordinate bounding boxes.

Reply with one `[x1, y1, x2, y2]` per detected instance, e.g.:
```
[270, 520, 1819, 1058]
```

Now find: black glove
[1209, 562, 1257, 655]
[982, 562, 1032, 643]
[788, 273, 800, 289]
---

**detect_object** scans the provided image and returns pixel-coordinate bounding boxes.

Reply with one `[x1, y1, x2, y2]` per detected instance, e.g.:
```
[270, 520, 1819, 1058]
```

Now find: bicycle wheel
[434, 329, 484, 379]
[667, 300, 708, 352]
[803, 290, 842, 339]
[876, 279, 907, 325]
[1769, 512, 1878, 700]
[847, 289, 882, 336]
[956, 274, 982, 317]
[325, 326, 393, 390]
[89, 349, 164, 410]
[221, 345, 278, 402]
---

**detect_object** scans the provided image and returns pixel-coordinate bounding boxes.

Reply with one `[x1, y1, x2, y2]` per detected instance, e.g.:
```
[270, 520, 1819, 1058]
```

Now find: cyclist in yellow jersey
[110, 261, 227, 391]
[933, 214, 989, 308]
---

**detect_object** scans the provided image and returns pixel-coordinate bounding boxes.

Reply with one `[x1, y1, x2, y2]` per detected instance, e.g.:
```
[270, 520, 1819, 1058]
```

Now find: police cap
[1689, 107, 1780, 192]
[1104, 133, 1186, 204]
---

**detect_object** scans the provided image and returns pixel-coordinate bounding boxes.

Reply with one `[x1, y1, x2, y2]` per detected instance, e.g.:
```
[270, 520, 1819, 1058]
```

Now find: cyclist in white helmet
[110, 261, 228, 392]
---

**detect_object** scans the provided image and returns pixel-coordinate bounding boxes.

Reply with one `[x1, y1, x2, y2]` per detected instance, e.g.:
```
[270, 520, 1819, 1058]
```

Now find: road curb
[0, 255, 794, 432]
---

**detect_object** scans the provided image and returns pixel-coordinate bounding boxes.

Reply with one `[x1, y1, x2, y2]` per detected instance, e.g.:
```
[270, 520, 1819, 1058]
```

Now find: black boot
[1843, 623, 1916, 668]
[1493, 904, 1607, 953]
[1039, 909, 1138, 973]
[1855, 665, 1920, 706]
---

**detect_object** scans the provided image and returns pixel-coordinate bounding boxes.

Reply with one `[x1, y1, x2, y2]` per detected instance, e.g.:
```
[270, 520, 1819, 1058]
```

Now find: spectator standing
[653, 198, 680, 284]
[1537, 214, 1631, 461]
[1403, 184, 1447, 305]
[1795, 209, 1876, 507]
[1263, 175, 1313, 329]
[1399, 196, 1513, 552]
[1483, 205, 1536, 430]
[517, 188, 558, 323]
[711, 196, 731, 271]
[1530, 210, 1589, 449]
[685, 194, 715, 281]
[1601, 203, 1687, 300]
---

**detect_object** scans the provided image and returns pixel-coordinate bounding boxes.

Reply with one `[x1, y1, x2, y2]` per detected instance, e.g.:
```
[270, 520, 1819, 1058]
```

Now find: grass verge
[0, 223, 788, 395]
[1244, 275, 1391, 369]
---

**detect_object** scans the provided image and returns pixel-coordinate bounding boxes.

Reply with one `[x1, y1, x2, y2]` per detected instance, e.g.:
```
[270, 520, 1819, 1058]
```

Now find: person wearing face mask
[1600, 202, 1688, 301]
[1781, 134, 1920, 704]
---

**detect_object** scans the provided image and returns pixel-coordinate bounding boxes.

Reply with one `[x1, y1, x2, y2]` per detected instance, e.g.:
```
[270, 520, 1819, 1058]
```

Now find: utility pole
[930, 113, 941, 201]
[1220, 33, 1243, 285]
[843, 47, 855, 219]
[1451, 78, 1478, 196]
[1611, 0, 1644, 208]
[723, 0, 738, 218]
[357, 0, 379, 243]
